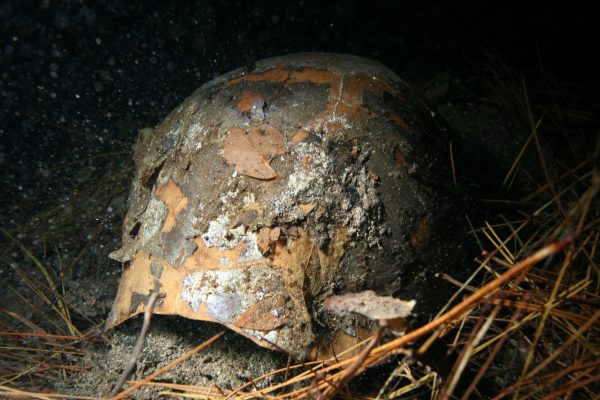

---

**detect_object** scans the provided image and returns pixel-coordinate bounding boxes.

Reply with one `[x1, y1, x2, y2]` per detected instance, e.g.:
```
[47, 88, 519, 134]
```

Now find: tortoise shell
[106, 53, 451, 358]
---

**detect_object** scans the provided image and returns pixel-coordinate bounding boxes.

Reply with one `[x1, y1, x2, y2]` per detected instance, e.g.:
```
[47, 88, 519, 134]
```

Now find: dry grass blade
[374, 237, 573, 356]
[2, 229, 79, 336]
[502, 115, 544, 190]
[0, 384, 98, 399]
[438, 305, 501, 400]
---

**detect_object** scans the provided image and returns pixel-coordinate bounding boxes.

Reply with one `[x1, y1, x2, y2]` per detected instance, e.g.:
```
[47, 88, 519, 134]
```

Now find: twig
[461, 309, 523, 400]
[540, 374, 600, 400]
[449, 140, 457, 186]
[513, 245, 576, 399]
[525, 308, 600, 379]
[109, 290, 160, 396]
[492, 360, 600, 399]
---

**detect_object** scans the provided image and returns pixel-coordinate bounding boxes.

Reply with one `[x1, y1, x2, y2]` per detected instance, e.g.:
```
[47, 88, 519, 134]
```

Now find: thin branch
[109, 290, 160, 396]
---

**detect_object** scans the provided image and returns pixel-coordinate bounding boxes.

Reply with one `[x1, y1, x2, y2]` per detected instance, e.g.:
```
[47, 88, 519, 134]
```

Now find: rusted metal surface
[106, 53, 452, 358]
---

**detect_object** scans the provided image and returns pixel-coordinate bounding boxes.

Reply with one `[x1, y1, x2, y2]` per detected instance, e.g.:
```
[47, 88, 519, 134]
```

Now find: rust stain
[324, 74, 397, 123]
[227, 68, 404, 135]
[121, 251, 153, 313]
[394, 147, 407, 168]
[271, 233, 315, 314]
[301, 155, 310, 167]
[156, 179, 189, 233]
[410, 215, 431, 250]
[183, 238, 243, 270]
[324, 121, 343, 132]
[292, 129, 310, 142]
[236, 91, 263, 112]
[339, 74, 368, 107]
[105, 250, 156, 328]
[234, 294, 286, 330]
[288, 68, 337, 85]
[228, 66, 338, 87]
[225, 68, 290, 86]
[335, 103, 372, 120]
[388, 112, 414, 133]
[298, 203, 316, 215]
[340, 74, 394, 108]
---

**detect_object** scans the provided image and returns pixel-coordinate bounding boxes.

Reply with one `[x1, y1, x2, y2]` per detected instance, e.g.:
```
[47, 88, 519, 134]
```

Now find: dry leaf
[222, 125, 285, 179]
[323, 290, 415, 320]
[287, 226, 304, 240]
[257, 226, 282, 254]
[299, 203, 316, 215]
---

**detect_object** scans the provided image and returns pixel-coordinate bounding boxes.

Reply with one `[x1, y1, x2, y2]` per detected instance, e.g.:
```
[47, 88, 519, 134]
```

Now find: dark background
[0, 0, 597, 239]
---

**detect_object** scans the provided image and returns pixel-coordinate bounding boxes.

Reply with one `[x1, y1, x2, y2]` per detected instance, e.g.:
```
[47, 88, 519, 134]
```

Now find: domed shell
[106, 53, 451, 358]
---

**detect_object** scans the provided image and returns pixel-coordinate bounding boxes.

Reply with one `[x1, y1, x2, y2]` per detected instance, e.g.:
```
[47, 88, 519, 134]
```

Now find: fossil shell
[106, 53, 453, 358]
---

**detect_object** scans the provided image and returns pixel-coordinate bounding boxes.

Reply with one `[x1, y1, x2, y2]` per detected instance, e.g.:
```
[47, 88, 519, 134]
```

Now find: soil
[63, 318, 289, 397]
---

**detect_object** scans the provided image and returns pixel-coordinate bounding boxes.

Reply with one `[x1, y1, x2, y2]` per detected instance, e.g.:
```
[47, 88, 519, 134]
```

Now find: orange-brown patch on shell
[311, 324, 375, 360]
[236, 91, 263, 112]
[225, 68, 290, 86]
[226, 67, 405, 134]
[394, 147, 407, 168]
[234, 294, 286, 331]
[323, 121, 344, 132]
[155, 179, 189, 233]
[109, 250, 154, 323]
[288, 68, 337, 85]
[184, 238, 242, 270]
[388, 112, 414, 133]
[328, 74, 396, 119]
[410, 215, 431, 250]
[292, 129, 310, 142]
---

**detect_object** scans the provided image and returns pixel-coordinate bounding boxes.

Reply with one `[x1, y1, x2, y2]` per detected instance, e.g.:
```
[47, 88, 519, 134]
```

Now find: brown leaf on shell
[298, 203, 316, 215]
[323, 290, 415, 321]
[257, 226, 282, 255]
[287, 226, 304, 240]
[222, 125, 286, 179]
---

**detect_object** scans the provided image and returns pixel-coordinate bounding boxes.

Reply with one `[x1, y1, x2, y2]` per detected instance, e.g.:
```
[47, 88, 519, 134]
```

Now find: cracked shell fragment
[106, 53, 454, 359]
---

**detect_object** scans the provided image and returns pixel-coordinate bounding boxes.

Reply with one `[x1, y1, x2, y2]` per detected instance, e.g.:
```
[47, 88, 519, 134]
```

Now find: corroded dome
[106, 53, 454, 358]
